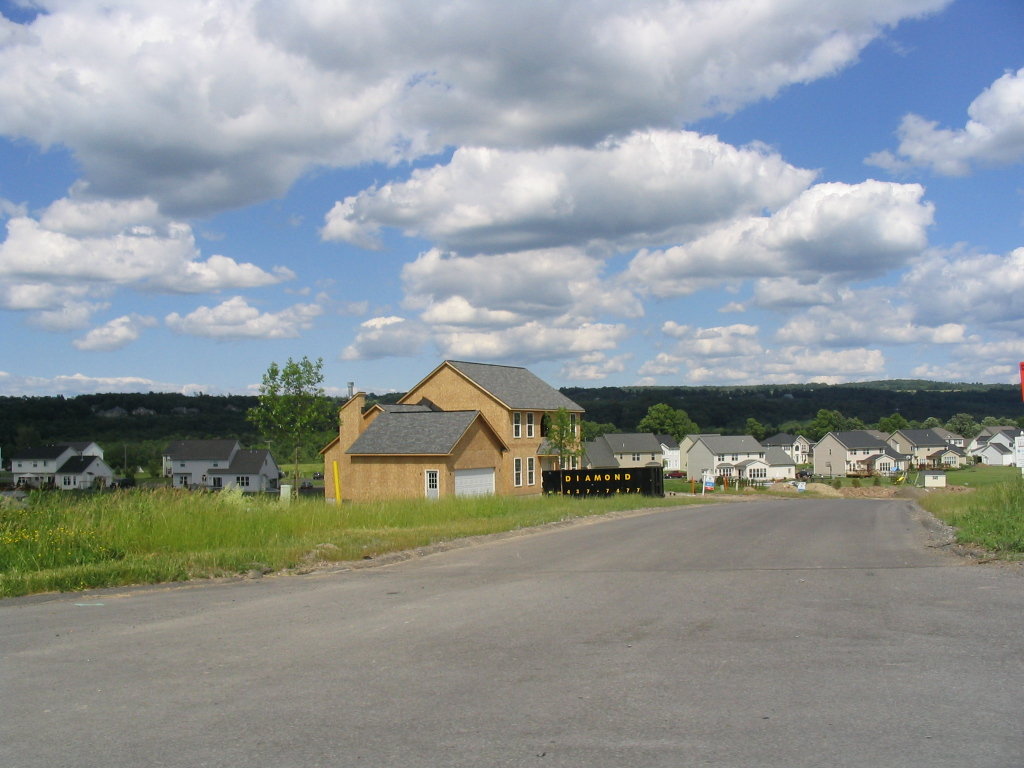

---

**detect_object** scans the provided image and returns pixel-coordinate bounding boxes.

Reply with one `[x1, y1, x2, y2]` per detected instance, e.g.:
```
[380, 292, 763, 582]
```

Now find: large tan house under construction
[321, 360, 584, 502]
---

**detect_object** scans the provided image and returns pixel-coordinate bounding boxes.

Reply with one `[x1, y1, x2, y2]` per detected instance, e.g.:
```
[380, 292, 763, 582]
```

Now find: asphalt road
[1, 498, 1022, 768]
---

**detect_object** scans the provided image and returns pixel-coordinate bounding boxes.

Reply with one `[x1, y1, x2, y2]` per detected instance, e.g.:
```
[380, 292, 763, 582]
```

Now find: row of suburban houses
[6, 360, 1022, 498]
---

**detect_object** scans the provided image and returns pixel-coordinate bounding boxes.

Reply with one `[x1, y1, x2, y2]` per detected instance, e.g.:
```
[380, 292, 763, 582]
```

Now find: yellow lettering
[613, 474, 621, 481]
[564, 475, 572, 483]
[624, 473, 632, 481]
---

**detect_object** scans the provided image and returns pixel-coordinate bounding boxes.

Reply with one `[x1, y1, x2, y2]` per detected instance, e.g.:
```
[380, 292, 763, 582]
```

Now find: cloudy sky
[1, 0, 1022, 397]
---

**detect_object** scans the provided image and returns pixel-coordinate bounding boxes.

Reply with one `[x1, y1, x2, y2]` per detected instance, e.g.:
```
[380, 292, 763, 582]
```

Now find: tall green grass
[0, 488, 696, 598]
[918, 477, 1024, 558]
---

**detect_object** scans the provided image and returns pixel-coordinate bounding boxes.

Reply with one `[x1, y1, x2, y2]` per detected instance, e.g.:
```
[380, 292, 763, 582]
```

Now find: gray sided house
[813, 431, 907, 477]
[686, 435, 794, 482]
[678, 434, 721, 476]
[163, 439, 281, 492]
[583, 433, 663, 470]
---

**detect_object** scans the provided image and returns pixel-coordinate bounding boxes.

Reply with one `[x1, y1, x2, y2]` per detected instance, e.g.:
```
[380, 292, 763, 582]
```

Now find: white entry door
[425, 469, 440, 499]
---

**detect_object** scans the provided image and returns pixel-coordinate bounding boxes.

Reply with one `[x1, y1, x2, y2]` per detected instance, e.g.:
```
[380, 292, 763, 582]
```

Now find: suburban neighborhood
[4, 360, 1022, 500]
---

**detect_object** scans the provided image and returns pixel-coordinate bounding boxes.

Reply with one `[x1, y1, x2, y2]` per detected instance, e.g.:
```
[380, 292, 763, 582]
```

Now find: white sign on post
[1015, 436, 1024, 477]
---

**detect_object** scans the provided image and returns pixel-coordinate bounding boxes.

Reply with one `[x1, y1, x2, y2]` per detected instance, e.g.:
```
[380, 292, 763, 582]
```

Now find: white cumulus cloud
[867, 67, 1024, 175]
[165, 296, 321, 338]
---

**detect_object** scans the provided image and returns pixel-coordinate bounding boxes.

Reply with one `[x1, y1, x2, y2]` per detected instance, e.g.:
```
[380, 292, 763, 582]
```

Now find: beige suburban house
[321, 360, 584, 503]
[813, 431, 908, 477]
[583, 433, 664, 469]
[887, 428, 966, 469]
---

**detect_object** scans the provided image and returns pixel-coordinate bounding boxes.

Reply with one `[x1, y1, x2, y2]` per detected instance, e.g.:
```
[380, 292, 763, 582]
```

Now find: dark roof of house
[762, 432, 797, 446]
[164, 439, 239, 461]
[445, 361, 583, 412]
[596, 433, 663, 453]
[56, 456, 105, 474]
[11, 445, 74, 460]
[827, 431, 890, 449]
[348, 410, 484, 455]
[209, 449, 276, 475]
[895, 428, 949, 447]
[927, 446, 966, 458]
[656, 434, 680, 449]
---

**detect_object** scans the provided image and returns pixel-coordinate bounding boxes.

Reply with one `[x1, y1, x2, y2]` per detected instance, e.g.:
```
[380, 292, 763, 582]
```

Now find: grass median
[1, 487, 711, 598]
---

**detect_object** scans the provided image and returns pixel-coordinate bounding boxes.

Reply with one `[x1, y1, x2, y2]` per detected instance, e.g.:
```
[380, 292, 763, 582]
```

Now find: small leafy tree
[544, 408, 584, 472]
[247, 357, 336, 494]
[945, 412, 980, 440]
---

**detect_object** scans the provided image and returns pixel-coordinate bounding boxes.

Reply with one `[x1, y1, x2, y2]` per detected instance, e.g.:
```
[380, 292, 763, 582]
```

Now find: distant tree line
[1, 381, 1022, 474]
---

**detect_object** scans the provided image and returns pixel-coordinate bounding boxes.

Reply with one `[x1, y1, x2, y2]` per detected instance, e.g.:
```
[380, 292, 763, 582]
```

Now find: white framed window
[632, 452, 641, 461]
[514, 458, 523, 486]
[212, 477, 222, 488]
[527, 457, 535, 485]
[513, 412, 522, 438]
[526, 412, 535, 438]
[235, 476, 250, 487]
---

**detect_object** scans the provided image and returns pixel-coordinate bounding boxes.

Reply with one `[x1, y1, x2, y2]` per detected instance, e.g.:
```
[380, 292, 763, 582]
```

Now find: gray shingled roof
[209, 449, 275, 475]
[447, 361, 583, 411]
[656, 434, 679, 449]
[597, 433, 663, 453]
[348, 410, 483, 455]
[583, 439, 618, 469]
[763, 432, 796, 446]
[828, 431, 890, 449]
[11, 445, 73, 460]
[895, 428, 949, 447]
[55, 456, 103, 474]
[765, 447, 795, 466]
[164, 439, 239, 461]
[696, 435, 764, 453]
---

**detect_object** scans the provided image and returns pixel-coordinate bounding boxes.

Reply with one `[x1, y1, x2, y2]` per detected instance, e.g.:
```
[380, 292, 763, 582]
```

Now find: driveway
[1, 498, 1021, 768]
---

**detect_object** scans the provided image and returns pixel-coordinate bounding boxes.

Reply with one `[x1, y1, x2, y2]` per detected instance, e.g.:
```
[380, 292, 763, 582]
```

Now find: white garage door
[454, 467, 495, 496]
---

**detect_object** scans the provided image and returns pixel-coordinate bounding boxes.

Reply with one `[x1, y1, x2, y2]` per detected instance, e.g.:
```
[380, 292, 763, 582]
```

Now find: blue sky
[0, 0, 1022, 397]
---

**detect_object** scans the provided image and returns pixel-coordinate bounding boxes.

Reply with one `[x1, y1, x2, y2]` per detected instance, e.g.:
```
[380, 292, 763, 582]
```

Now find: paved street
[2, 498, 1022, 768]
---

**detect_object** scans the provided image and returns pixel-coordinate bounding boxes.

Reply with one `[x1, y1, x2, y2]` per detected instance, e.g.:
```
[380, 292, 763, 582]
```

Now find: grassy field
[916, 473, 1024, 559]
[0, 488, 712, 598]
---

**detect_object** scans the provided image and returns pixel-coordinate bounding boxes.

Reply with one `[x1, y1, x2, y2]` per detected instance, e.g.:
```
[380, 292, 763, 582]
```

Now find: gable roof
[348, 410, 502, 455]
[765, 447, 796, 466]
[55, 455, 106, 475]
[583, 439, 618, 469]
[209, 449, 277, 475]
[164, 439, 239, 461]
[762, 432, 797, 446]
[893, 428, 949, 447]
[443, 361, 583, 411]
[825, 431, 890, 449]
[694, 435, 764, 454]
[11, 445, 75, 461]
[656, 434, 680, 449]
[596, 433, 663, 453]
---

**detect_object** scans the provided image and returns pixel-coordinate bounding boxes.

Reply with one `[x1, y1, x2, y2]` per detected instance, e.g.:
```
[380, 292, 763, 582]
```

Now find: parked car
[796, 470, 812, 479]
[664, 470, 684, 479]
[312, 471, 323, 480]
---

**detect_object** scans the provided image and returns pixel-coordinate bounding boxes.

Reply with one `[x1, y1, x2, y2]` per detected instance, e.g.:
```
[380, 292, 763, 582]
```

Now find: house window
[514, 458, 523, 487]
[235, 476, 250, 487]
[212, 477, 222, 488]
[526, 412, 535, 438]
[632, 452, 641, 461]
[570, 412, 577, 437]
[527, 457, 535, 485]
[513, 412, 522, 438]
[63, 476, 73, 486]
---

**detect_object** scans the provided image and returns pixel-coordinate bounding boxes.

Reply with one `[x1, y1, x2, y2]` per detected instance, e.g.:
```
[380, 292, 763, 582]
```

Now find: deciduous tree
[637, 403, 698, 441]
[247, 357, 336, 493]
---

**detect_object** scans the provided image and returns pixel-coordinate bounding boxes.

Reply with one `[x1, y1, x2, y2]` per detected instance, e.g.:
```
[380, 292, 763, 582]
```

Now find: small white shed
[922, 470, 946, 488]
